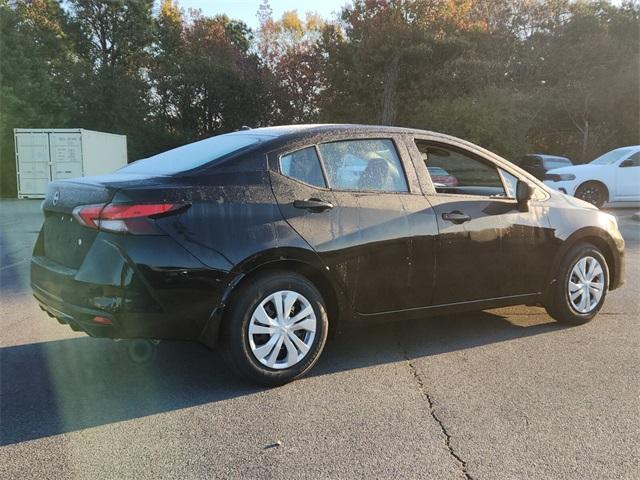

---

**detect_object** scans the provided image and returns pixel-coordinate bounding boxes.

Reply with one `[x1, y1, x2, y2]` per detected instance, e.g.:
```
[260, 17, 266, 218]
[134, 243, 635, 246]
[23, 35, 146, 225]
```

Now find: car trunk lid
[40, 178, 118, 269]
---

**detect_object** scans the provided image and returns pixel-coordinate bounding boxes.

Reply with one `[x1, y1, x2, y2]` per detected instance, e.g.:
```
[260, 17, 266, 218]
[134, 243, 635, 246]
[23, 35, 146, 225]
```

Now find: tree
[525, 1, 640, 161]
[65, 0, 156, 158]
[255, 2, 325, 123]
[150, 5, 273, 145]
[0, 0, 75, 196]
[1, 0, 638, 198]
[318, 0, 639, 162]
[320, 0, 440, 125]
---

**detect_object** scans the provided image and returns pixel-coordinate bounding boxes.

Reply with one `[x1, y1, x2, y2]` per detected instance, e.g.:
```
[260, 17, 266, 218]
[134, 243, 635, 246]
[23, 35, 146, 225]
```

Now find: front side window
[622, 151, 640, 167]
[279, 147, 326, 188]
[500, 169, 518, 198]
[416, 142, 506, 197]
[318, 139, 408, 192]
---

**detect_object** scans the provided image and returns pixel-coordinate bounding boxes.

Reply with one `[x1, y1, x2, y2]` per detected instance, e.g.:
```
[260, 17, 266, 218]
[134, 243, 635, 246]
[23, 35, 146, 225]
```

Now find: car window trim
[315, 137, 411, 194]
[421, 190, 520, 202]
[313, 144, 333, 189]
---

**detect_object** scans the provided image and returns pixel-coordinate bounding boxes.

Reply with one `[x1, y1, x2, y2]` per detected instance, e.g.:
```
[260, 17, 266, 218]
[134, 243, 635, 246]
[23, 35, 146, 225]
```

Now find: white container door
[16, 132, 50, 195]
[50, 132, 83, 180]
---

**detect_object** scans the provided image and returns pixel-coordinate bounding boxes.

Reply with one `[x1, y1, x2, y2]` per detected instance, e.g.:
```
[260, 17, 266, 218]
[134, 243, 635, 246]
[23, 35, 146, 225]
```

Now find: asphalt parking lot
[1, 199, 639, 479]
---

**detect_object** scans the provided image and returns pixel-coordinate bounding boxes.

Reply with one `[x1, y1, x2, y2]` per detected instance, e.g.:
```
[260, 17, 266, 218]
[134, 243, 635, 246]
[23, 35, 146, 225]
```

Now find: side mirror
[516, 180, 533, 210]
[619, 159, 634, 168]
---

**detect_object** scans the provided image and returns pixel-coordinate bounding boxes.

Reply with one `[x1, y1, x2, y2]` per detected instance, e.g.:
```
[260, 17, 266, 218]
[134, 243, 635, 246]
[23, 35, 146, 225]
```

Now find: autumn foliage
[1, 0, 638, 196]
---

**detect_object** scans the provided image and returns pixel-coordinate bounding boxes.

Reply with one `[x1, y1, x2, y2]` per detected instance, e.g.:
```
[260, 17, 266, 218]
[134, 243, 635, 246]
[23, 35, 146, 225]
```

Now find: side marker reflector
[94, 316, 113, 325]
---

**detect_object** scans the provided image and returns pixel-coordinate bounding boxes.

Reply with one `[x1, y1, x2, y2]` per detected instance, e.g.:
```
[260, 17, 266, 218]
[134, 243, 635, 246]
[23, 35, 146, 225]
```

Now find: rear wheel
[545, 243, 609, 324]
[220, 271, 329, 386]
[575, 181, 607, 208]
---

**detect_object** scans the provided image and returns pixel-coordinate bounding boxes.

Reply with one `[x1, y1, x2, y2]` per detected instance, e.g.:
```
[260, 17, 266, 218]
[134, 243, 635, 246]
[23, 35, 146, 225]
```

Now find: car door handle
[293, 198, 334, 212]
[442, 211, 471, 224]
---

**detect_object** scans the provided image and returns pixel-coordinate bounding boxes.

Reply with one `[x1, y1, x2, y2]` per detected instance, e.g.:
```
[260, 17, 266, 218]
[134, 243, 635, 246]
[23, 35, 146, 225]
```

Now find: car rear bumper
[31, 233, 232, 341]
[33, 281, 121, 337]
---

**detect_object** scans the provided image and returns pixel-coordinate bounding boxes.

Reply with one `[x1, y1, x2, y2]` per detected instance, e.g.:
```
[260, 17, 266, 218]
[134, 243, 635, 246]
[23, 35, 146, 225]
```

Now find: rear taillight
[73, 204, 104, 229]
[72, 202, 187, 234]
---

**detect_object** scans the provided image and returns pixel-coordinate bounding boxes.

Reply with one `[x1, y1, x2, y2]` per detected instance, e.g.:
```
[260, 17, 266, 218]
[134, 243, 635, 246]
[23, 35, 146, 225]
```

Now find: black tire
[545, 243, 609, 325]
[220, 271, 329, 386]
[575, 181, 607, 208]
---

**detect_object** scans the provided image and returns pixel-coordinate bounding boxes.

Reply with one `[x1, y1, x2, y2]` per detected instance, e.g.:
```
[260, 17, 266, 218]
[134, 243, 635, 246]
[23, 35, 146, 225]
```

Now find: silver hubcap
[568, 256, 605, 313]
[248, 290, 317, 370]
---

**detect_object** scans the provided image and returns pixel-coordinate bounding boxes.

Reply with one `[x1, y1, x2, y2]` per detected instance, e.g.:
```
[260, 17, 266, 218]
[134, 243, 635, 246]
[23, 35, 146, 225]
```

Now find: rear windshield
[120, 133, 269, 175]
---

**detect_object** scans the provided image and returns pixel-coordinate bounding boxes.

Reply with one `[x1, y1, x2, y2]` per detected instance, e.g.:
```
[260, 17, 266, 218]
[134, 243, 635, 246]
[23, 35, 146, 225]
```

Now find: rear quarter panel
[131, 155, 324, 276]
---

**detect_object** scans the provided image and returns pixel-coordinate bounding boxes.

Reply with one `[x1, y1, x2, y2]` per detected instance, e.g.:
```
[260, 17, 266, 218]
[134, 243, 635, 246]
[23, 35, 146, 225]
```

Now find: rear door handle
[442, 211, 471, 224]
[293, 198, 334, 212]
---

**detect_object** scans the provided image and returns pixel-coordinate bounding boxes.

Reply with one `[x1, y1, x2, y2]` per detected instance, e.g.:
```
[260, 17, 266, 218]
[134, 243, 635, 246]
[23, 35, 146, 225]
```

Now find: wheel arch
[199, 249, 351, 349]
[543, 227, 620, 304]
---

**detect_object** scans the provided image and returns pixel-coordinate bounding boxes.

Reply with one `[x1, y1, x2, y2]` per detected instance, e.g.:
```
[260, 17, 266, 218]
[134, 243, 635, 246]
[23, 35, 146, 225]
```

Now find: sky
[171, 0, 628, 29]
[173, 0, 350, 28]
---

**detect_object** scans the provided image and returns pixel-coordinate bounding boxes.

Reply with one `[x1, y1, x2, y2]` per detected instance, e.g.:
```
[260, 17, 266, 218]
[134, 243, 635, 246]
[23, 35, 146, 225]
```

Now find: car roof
[233, 123, 432, 139]
[607, 146, 640, 154]
[229, 124, 544, 182]
[165, 124, 550, 188]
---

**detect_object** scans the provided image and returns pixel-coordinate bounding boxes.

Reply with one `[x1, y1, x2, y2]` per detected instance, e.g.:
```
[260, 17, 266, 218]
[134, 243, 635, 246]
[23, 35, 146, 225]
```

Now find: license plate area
[43, 212, 96, 268]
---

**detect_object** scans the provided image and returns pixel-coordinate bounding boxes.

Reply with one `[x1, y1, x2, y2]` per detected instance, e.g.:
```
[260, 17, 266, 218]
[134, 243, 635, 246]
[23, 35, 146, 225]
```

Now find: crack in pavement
[402, 349, 474, 480]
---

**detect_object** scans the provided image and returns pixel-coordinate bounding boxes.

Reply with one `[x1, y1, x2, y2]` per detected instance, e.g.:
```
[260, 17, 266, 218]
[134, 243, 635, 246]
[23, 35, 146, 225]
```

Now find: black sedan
[519, 153, 573, 180]
[32, 125, 625, 385]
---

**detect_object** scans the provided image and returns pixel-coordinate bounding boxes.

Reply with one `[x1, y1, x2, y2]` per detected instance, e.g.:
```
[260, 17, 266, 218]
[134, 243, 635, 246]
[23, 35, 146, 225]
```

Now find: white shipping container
[14, 128, 127, 198]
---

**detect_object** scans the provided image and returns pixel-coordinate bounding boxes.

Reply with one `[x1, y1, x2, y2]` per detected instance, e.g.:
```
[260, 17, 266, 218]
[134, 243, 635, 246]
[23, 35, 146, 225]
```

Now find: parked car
[543, 146, 640, 208]
[427, 166, 459, 186]
[32, 125, 625, 385]
[519, 154, 573, 180]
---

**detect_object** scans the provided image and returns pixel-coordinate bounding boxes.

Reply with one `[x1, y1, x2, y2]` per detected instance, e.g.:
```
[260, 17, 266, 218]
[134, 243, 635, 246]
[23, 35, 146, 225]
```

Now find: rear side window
[279, 147, 326, 188]
[318, 139, 408, 192]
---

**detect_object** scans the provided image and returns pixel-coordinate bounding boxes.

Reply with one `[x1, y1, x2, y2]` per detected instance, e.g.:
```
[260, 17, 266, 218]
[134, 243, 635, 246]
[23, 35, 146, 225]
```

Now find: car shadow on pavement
[1, 310, 567, 446]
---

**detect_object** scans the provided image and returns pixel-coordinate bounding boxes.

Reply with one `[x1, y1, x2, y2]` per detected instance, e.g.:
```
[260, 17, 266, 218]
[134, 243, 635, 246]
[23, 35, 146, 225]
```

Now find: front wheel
[220, 271, 329, 386]
[545, 243, 609, 324]
[575, 181, 607, 208]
